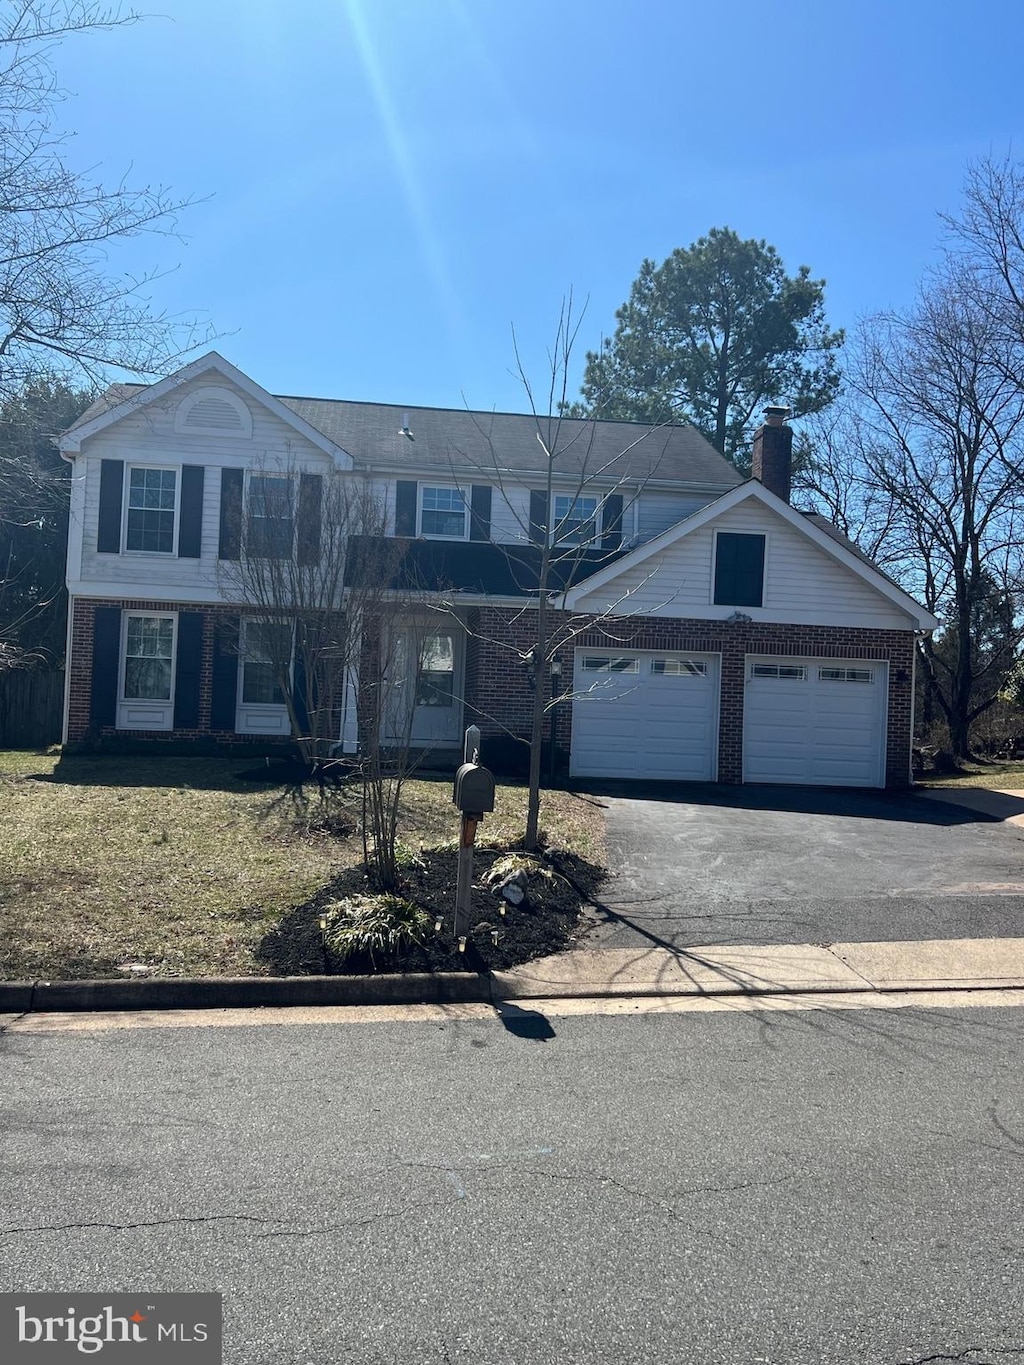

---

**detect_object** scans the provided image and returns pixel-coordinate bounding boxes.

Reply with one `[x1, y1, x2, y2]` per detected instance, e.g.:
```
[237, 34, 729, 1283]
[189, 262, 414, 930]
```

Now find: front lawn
[0, 752, 605, 981]
[917, 759, 1024, 789]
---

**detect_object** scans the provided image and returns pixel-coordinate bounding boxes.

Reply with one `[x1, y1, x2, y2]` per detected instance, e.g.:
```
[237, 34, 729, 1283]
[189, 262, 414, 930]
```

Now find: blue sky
[53, 0, 1024, 412]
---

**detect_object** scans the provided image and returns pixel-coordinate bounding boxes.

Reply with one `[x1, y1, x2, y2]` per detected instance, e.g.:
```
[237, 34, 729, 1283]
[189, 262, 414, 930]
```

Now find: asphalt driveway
[579, 784, 1024, 950]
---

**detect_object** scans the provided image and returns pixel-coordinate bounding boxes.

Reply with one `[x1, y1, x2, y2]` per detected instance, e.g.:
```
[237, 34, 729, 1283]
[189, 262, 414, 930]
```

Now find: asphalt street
[3, 998, 1024, 1364]
[587, 784, 1024, 949]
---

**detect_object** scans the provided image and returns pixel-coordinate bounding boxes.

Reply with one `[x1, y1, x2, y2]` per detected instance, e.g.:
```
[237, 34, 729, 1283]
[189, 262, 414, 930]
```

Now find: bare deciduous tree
[0, 1, 212, 399]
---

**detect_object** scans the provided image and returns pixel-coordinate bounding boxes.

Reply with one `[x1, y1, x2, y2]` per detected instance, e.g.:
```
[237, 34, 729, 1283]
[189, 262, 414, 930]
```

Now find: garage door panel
[743, 655, 886, 788]
[571, 651, 719, 781]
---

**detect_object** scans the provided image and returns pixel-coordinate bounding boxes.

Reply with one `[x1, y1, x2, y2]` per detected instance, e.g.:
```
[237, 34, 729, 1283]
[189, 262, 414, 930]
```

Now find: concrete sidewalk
[4, 936, 1024, 1016]
[492, 936, 1024, 999]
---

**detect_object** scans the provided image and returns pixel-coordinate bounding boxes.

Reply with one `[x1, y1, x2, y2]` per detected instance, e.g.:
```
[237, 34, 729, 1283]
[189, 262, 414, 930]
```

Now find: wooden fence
[0, 669, 64, 748]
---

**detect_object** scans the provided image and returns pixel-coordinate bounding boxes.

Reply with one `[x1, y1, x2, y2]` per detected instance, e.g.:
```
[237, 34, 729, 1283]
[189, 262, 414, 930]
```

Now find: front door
[385, 625, 465, 748]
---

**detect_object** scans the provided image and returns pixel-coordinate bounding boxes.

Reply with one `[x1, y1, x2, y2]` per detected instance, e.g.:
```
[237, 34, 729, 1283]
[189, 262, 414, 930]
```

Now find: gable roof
[61, 354, 741, 488]
[58, 352, 355, 468]
[558, 479, 940, 631]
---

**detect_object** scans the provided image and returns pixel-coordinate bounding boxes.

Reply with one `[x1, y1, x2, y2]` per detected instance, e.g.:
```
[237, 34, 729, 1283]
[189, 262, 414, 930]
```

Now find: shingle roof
[66, 381, 742, 487]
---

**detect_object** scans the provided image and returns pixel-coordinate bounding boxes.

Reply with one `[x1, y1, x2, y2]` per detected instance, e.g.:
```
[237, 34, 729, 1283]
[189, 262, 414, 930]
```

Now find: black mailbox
[453, 761, 496, 815]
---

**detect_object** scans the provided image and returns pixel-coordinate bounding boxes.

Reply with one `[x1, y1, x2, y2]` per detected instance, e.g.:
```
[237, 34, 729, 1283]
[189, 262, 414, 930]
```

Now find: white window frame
[418, 485, 469, 540]
[245, 471, 296, 559]
[652, 658, 708, 677]
[552, 493, 599, 546]
[750, 662, 807, 681]
[116, 610, 177, 730]
[122, 463, 180, 556]
[581, 655, 640, 674]
[235, 618, 293, 735]
[711, 528, 769, 609]
[819, 666, 875, 684]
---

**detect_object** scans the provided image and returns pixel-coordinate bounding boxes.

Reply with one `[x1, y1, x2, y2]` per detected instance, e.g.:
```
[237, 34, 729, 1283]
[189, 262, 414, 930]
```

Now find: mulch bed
[256, 845, 604, 977]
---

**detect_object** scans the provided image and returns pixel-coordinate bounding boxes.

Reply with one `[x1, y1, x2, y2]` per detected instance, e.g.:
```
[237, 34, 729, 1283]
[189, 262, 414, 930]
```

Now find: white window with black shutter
[713, 531, 766, 608]
[96, 459, 205, 559]
[394, 479, 492, 542]
[117, 611, 177, 731]
[236, 619, 293, 734]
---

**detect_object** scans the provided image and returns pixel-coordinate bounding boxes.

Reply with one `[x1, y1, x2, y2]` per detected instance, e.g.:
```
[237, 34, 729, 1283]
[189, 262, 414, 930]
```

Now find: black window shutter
[297, 473, 323, 565]
[90, 606, 121, 728]
[713, 532, 765, 607]
[172, 612, 204, 729]
[292, 628, 309, 738]
[470, 484, 492, 542]
[529, 491, 548, 545]
[395, 480, 417, 536]
[178, 466, 205, 558]
[218, 468, 243, 560]
[97, 459, 124, 553]
[601, 494, 624, 551]
[210, 616, 240, 730]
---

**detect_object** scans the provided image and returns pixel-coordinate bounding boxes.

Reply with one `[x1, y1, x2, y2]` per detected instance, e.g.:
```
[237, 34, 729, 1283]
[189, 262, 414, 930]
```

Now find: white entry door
[742, 656, 887, 787]
[570, 650, 719, 780]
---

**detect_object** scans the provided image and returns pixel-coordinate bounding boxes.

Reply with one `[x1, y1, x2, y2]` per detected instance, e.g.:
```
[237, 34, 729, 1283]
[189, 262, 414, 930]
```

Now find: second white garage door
[570, 650, 719, 781]
[743, 656, 887, 787]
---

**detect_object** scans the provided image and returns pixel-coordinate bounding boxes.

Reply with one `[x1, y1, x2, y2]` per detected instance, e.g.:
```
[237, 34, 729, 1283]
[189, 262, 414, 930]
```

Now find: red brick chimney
[751, 405, 793, 503]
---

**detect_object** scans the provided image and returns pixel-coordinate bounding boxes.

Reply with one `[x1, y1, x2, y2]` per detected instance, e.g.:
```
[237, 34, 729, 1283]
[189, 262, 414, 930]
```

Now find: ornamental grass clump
[319, 894, 430, 968]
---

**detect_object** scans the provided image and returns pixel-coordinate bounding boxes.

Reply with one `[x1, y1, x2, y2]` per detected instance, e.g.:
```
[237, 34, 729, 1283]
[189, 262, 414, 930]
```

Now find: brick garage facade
[468, 607, 917, 789]
[67, 597, 917, 787]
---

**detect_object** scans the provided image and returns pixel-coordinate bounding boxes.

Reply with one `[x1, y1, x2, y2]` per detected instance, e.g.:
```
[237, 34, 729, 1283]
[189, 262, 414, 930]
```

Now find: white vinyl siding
[570, 499, 916, 629]
[72, 374, 334, 601]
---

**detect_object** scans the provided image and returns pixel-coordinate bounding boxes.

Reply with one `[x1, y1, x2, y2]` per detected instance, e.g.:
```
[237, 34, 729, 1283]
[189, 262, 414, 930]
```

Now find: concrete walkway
[492, 935, 1024, 999]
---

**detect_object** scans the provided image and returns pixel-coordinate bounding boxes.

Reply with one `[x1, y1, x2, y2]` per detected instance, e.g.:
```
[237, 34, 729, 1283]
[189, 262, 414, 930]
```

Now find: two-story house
[59, 351, 937, 788]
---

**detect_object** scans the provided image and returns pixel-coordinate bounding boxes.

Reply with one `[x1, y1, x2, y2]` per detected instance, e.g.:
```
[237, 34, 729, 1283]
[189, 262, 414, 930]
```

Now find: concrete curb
[0, 973, 490, 1014]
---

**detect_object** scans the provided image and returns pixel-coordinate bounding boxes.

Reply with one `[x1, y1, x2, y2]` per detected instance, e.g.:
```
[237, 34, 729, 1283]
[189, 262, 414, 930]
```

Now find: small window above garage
[714, 531, 765, 608]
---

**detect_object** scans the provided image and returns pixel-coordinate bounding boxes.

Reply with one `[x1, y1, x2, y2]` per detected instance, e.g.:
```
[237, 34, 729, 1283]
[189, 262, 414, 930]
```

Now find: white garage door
[570, 650, 719, 781]
[743, 657, 887, 788]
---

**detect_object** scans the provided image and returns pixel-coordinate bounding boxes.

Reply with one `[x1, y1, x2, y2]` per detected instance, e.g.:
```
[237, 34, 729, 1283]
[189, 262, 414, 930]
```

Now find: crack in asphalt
[898, 1350, 1024, 1364]
[0, 1201, 449, 1243]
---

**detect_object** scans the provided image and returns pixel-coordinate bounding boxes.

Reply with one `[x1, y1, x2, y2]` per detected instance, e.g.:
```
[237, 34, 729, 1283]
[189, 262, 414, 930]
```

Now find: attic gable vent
[174, 386, 253, 439]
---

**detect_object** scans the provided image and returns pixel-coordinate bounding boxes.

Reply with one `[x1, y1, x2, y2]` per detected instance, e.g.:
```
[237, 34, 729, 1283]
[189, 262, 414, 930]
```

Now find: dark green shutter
[470, 485, 492, 541]
[173, 612, 204, 728]
[529, 491, 548, 545]
[218, 468, 243, 560]
[178, 466, 205, 558]
[297, 473, 323, 565]
[97, 460, 124, 553]
[210, 616, 239, 729]
[395, 480, 417, 536]
[90, 606, 121, 727]
[601, 494, 623, 551]
[713, 532, 765, 607]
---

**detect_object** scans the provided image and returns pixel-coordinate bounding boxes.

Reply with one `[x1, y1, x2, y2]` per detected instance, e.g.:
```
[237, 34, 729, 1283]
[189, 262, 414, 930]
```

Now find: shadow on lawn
[255, 846, 606, 978]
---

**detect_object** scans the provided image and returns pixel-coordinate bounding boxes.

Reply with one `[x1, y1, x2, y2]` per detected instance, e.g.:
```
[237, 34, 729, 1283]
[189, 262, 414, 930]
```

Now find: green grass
[0, 751, 605, 981]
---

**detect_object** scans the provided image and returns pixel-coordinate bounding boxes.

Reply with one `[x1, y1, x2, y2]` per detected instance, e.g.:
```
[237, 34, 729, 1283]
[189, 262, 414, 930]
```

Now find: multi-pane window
[123, 615, 174, 700]
[553, 494, 598, 545]
[751, 663, 806, 681]
[420, 487, 466, 538]
[247, 475, 294, 558]
[241, 622, 291, 705]
[653, 659, 707, 677]
[416, 633, 455, 706]
[126, 467, 177, 553]
[581, 656, 639, 673]
[819, 667, 874, 683]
